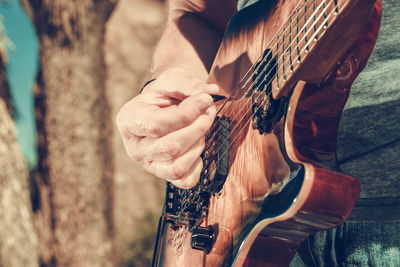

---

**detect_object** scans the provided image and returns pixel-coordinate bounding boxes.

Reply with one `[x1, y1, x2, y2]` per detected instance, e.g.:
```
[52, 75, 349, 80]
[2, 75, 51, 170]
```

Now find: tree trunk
[21, 1, 118, 265]
[0, 29, 39, 267]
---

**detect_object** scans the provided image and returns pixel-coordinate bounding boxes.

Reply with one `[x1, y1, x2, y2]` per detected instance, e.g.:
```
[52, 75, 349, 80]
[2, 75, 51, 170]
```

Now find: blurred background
[0, 0, 168, 266]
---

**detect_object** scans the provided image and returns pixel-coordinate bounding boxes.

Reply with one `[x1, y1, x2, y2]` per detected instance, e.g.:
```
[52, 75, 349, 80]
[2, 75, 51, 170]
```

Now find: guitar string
[202, 0, 338, 176]
[200, 0, 313, 147]
[201, 0, 335, 163]
[179, 0, 334, 203]
[202, 0, 331, 152]
[181, 0, 335, 205]
[202, 0, 334, 151]
[200, 0, 340, 184]
[200, 7, 336, 190]
[182, 0, 340, 223]
[209, 0, 305, 117]
[201, 0, 335, 178]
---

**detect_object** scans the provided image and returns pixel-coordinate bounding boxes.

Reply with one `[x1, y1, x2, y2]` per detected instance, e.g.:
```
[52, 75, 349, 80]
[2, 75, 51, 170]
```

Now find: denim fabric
[290, 222, 400, 267]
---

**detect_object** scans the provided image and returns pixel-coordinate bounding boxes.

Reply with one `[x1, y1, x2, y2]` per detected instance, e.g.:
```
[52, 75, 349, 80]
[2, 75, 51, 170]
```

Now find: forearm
[151, 1, 237, 81]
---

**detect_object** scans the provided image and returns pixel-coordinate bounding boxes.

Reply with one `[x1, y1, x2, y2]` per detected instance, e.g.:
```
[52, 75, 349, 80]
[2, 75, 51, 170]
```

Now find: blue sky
[0, 0, 38, 168]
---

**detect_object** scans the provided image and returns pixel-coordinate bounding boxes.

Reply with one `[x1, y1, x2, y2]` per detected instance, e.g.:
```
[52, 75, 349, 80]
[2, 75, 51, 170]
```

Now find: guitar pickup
[201, 116, 231, 194]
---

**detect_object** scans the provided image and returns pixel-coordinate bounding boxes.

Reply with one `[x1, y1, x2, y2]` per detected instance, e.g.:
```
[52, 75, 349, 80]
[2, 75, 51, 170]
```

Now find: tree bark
[21, 1, 118, 265]
[0, 30, 39, 267]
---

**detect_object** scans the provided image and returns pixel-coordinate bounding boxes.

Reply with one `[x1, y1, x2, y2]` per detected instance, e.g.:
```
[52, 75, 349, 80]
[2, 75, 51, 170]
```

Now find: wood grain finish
[155, 0, 382, 266]
[233, 164, 360, 266]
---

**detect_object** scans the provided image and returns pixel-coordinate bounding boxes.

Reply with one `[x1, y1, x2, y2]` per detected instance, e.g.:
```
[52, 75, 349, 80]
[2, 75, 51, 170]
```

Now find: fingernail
[197, 94, 213, 113]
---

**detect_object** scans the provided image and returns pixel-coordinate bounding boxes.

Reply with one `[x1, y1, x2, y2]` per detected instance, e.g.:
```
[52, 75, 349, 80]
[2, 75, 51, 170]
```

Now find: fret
[289, 17, 293, 72]
[313, 0, 318, 40]
[334, 0, 339, 14]
[304, 0, 309, 52]
[323, 0, 328, 28]
[296, 12, 301, 62]
[282, 27, 286, 81]
[276, 35, 280, 89]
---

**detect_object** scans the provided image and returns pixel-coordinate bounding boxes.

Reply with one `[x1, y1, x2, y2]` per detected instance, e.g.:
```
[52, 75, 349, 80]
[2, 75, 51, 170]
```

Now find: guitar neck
[270, 0, 377, 98]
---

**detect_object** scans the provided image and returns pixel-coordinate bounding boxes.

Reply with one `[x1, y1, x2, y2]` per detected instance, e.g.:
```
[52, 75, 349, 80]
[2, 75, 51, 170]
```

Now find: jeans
[290, 222, 400, 267]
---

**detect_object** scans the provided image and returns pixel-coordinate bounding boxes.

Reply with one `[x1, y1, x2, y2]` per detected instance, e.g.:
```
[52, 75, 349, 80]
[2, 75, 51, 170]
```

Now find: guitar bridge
[159, 116, 231, 253]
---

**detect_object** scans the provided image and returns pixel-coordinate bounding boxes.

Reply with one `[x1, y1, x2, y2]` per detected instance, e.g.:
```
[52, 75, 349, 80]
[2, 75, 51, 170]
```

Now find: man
[116, 0, 400, 265]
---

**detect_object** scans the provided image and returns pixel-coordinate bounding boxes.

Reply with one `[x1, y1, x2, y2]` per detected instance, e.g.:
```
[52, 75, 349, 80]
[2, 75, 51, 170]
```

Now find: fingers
[134, 104, 217, 161]
[143, 138, 205, 183]
[116, 68, 220, 189]
[121, 93, 215, 139]
[170, 159, 203, 189]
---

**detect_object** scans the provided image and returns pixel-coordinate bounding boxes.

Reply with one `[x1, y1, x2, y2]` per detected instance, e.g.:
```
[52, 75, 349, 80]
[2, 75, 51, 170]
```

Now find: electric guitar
[153, 0, 381, 265]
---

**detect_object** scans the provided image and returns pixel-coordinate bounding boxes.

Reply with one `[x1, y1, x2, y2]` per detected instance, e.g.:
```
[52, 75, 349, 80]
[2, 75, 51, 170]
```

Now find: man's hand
[116, 68, 218, 189]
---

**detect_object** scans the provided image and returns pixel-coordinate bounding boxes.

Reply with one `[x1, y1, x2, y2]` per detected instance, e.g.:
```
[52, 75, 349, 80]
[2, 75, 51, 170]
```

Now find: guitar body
[153, 0, 382, 266]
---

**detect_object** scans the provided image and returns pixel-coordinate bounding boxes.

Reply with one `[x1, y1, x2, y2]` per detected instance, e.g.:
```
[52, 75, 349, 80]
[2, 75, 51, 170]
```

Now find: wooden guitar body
[153, 0, 382, 266]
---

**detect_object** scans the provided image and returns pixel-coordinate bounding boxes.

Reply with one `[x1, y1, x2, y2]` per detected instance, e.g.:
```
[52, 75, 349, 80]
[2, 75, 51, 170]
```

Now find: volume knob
[190, 225, 215, 254]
